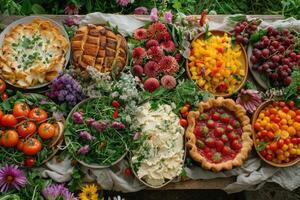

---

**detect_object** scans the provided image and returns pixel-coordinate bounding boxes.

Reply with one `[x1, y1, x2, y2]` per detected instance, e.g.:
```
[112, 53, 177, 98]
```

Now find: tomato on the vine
[24, 157, 36, 167]
[13, 102, 30, 119]
[17, 121, 37, 138]
[22, 138, 42, 155]
[1, 130, 19, 147]
[179, 118, 188, 127]
[28, 108, 48, 123]
[16, 139, 25, 151]
[1, 114, 17, 127]
[0, 109, 3, 121]
[38, 123, 55, 139]
[0, 79, 6, 93]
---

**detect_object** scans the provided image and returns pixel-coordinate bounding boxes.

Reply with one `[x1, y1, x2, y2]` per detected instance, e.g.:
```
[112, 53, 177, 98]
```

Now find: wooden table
[0, 14, 283, 190]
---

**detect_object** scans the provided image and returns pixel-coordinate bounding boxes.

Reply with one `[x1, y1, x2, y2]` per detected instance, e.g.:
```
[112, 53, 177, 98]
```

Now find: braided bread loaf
[71, 24, 127, 73]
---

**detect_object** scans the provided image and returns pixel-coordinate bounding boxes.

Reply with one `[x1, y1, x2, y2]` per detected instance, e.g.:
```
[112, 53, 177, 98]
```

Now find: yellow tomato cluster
[254, 101, 300, 164]
[188, 32, 245, 94]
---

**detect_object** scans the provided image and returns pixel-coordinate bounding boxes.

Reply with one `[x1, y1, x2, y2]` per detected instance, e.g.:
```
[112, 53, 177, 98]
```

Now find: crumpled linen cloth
[41, 13, 300, 193]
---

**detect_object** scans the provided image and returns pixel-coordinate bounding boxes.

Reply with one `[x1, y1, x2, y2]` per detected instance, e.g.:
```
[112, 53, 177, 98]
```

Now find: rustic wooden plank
[0, 14, 284, 26]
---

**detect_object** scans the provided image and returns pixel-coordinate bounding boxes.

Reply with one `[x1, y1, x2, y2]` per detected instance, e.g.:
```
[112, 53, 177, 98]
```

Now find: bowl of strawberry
[249, 26, 300, 89]
[0, 93, 64, 167]
[252, 100, 300, 167]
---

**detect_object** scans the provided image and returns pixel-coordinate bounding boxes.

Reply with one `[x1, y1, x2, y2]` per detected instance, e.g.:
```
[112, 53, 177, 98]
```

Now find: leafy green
[284, 67, 300, 101]
[256, 141, 268, 151]
[250, 29, 268, 43]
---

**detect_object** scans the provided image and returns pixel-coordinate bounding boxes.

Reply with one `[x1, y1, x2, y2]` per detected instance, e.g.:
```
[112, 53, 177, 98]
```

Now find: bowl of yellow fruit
[186, 30, 248, 97]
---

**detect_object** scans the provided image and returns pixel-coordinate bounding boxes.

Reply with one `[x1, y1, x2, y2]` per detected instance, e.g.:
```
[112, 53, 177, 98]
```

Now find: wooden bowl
[186, 30, 248, 97]
[252, 100, 300, 167]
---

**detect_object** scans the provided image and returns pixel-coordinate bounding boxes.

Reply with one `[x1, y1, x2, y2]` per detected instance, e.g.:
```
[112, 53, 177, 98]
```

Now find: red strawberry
[207, 120, 215, 129]
[199, 113, 209, 121]
[205, 138, 215, 148]
[225, 125, 233, 132]
[194, 124, 202, 138]
[220, 113, 230, 123]
[222, 146, 231, 155]
[215, 140, 224, 152]
[231, 139, 242, 150]
[230, 119, 241, 128]
[227, 132, 238, 140]
[220, 134, 229, 143]
[212, 112, 220, 120]
[213, 127, 224, 137]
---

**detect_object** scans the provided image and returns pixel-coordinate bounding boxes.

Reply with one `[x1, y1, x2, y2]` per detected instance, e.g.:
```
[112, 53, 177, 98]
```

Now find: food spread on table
[0, 13, 300, 198]
[0, 18, 69, 88]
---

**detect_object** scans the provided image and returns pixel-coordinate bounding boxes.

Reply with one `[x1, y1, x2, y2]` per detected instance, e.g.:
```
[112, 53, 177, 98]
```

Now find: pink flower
[145, 39, 159, 49]
[144, 61, 159, 78]
[158, 56, 180, 75]
[144, 78, 160, 92]
[150, 8, 158, 22]
[116, 0, 130, 6]
[164, 11, 173, 23]
[133, 28, 148, 40]
[132, 47, 146, 64]
[236, 89, 262, 113]
[161, 75, 176, 89]
[147, 46, 164, 62]
[134, 7, 148, 15]
[79, 131, 96, 141]
[161, 40, 176, 52]
[64, 15, 80, 27]
[64, 4, 79, 15]
[77, 145, 90, 155]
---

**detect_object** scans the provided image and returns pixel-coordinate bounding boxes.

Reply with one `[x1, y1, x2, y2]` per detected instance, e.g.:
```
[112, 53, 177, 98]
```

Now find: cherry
[271, 55, 280, 62]
[262, 49, 270, 58]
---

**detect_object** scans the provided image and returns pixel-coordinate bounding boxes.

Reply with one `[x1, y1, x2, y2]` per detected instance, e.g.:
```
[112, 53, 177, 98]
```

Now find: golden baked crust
[71, 24, 127, 74]
[186, 97, 253, 172]
[0, 18, 69, 88]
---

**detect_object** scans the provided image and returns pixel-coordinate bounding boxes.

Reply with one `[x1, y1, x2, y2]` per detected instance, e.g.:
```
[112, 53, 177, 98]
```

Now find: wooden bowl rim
[185, 29, 248, 97]
[252, 100, 300, 168]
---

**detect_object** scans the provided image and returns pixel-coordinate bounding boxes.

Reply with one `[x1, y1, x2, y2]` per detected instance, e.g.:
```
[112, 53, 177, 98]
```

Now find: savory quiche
[0, 18, 69, 88]
[186, 97, 253, 172]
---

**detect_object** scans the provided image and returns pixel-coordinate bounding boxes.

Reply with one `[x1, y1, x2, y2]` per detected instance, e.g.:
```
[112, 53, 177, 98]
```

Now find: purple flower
[91, 121, 108, 133]
[53, 112, 64, 122]
[0, 165, 27, 192]
[116, 0, 130, 6]
[64, 15, 80, 27]
[72, 112, 83, 124]
[236, 89, 262, 113]
[111, 122, 126, 130]
[86, 117, 95, 125]
[64, 4, 79, 15]
[150, 8, 158, 22]
[164, 11, 173, 23]
[79, 131, 96, 141]
[42, 184, 77, 200]
[134, 7, 148, 15]
[133, 132, 140, 140]
[78, 145, 90, 155]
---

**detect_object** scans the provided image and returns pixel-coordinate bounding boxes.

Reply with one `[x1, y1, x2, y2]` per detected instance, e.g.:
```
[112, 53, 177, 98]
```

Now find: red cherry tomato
[269, 142, 277, 151]
[124, 167, 132, 177]
[28, 108, 48, 123]
[1, 114, 17, 127]
[179, 118, 188, 127]
[288, 101, 295, 108]
[282, 106, 289, 113]
[17, 121, 37, 138]
[266, 154, 273, 161]
[13, 102, 30, 119]
[0, 79, 6, 93]
[277, 139, 284, 148]
[22, 138, 42, 155]
[1, 93, 8, 100]
[295, 115, 300, 123]
[24, 157, 36, 167]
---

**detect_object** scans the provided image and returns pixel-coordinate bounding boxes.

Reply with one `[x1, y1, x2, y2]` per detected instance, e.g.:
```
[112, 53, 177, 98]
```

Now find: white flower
[125, 115, 131, 123]
[111, 91, 119, 98]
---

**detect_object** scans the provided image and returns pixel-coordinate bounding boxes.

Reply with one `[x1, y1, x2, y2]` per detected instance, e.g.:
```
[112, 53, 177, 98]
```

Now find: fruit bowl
[186, 30, 248, 97]
[252, 100, 300, 167]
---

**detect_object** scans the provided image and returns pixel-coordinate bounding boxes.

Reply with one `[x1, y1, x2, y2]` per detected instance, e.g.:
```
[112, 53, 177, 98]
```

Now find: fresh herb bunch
[284, 67, 300, 108]
[140, 79, 212, 112]
[64, 96, 130, 166]
[0, 92, 63, 166]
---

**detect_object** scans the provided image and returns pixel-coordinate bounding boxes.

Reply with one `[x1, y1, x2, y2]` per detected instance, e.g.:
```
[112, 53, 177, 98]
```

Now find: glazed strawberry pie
[186, 97, 253, 171]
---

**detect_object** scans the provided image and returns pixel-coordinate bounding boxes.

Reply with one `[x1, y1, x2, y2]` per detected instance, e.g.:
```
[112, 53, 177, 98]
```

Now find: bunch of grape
[46, 73, 85, 106]
[233, 19, 259, 46]
[251, 27, 300, 87]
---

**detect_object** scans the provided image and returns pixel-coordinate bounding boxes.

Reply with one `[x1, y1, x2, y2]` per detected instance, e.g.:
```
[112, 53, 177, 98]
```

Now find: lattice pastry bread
[0, 18, 69, 88]
[71, 24, 127, 74]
